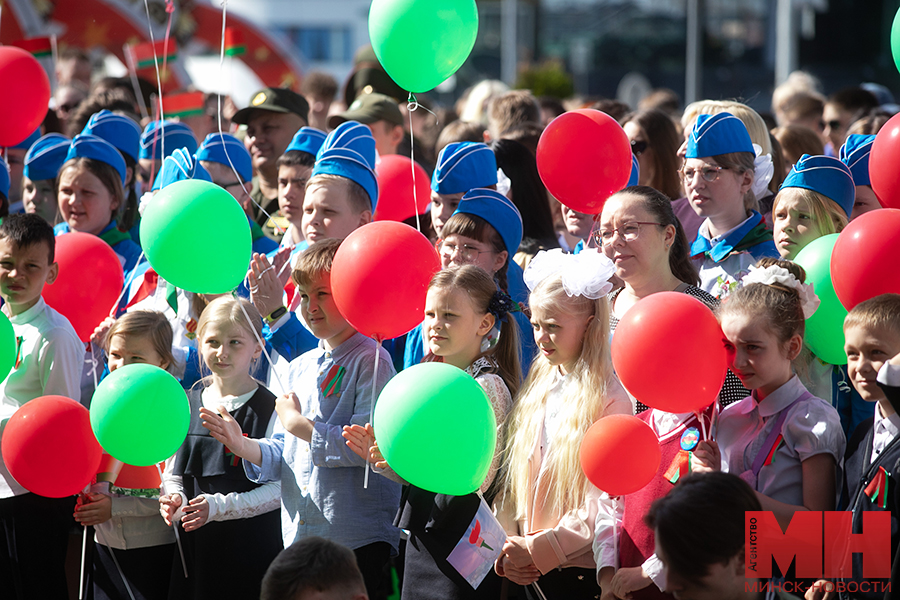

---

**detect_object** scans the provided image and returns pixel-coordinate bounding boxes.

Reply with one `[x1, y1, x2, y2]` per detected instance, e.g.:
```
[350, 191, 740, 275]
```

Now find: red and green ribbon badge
[865, 466, 890, 509]
[225, 433, 249, 467]
[13, 336, 24, 370]
[763, 434, 784, 467]
[664, 450, 693, 484]
[320, 365, 346, 397]
[468, 519, 494, 551]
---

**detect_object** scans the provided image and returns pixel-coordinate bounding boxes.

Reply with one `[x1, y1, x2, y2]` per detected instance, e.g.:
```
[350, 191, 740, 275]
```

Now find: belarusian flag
[163, 91, 206, 119]
[224, 27, 246, 57]
[12, 37, 52, 59]
[128, 38, 178, 70]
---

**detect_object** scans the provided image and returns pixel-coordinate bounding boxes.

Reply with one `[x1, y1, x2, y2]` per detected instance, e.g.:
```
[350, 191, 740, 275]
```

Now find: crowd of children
[0, 58, 898, 600]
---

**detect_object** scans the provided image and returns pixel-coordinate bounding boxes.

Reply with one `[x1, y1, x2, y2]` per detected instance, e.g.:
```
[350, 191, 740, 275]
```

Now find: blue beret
[286, 127, 327, 157]
[627, 153, 640, 188]
[685, 112, 754, 159]
[24, 133, 70, 182]
[780, 154, 855, 217]
[12, 128, 41, 151]
[839, 134, 875, 187]
[66, 135, 127, 186]
[432, 142, 498, 195]
[311, 121, 378, 210]
[0, 157, 9, 200]
[453, 188, 523, 256]
[139, 120, 198, 160]
[196, 133, 253, 183]
[152, 148, 213, 191]
[82, 110, 142, 162]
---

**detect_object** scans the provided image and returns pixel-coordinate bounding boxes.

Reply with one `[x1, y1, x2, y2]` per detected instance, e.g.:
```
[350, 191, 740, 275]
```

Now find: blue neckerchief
[573, 239, 584, 255]
[690, 211, 764, 263]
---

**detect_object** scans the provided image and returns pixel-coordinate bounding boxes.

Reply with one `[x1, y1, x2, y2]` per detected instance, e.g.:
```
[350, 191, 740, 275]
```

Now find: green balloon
[794, 234, 848, 365]
[90, 364, 190, 466]
[0, 311, 16, 382]
[892, 7, 900, 74]
[140, 180, 251, 294]
[369, 0, 478, 94]
[373, 362, 495, 495]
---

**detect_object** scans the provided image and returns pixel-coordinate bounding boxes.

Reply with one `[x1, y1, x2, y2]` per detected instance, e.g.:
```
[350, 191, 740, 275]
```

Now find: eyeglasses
[438, 241, 493, 263]
[592, 221, 662, 245]
[681, 164, 728, 183]
[631, 140, 648, 156]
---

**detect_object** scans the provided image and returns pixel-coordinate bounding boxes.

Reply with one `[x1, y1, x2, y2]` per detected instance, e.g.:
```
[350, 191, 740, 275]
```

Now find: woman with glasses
[681, 113, 779, 298]
[621, 109, 683, 202]
[594, 185, 749, 599]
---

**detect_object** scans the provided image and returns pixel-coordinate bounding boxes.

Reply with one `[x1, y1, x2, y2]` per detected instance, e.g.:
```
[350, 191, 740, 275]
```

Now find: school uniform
[690, 210, 779, 298]
[718, 375, 845, 507]
[167, 385, 283, 600]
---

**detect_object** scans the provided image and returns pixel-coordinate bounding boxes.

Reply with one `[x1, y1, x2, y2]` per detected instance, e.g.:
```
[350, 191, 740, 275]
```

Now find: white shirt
[694, 215, 759, 298]
[871, 402, 900, 464]
[0, 298, 84, 498]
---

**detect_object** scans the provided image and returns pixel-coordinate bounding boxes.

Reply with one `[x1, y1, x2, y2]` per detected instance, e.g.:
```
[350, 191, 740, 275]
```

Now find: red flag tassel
[864, 467, 889, 509]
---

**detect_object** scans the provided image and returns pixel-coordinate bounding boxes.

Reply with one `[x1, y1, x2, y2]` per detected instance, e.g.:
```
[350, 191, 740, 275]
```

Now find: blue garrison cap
[685, 112, 754, 159]
[627, 153, 640, 188]
[839, 134, 875, 187]
[452, 188, 523, 256]
[0, 157, 9, 200]
[152, 148, 212, 191]
[196, 132, 253, 183]
[12, 128, 41, 151]
[139, 120, 198, 160]
[781, 154, 855, 217]
[24, 133, 70, 182]
[432, 142, 498, 195]
[66, 135, 127, 186]
[286, 127, 327, 158]
[82, 110, 142, 162]
[311, 121, 378, 209]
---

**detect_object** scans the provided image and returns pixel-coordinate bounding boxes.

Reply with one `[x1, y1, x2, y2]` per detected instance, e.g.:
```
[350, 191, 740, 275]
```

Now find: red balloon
[374, 155, 432, 223]
[611, 292, 727, 413]
[0, 47, 52, 147]
[331, 221, 441, 340]
[831, 208, 900, 310]
[869, 112, 900, 209]
[44, 232, 125, 342]
[2, 396, 102, 497]
[580, 415, 660, 496]
[536, 109, 631, 214]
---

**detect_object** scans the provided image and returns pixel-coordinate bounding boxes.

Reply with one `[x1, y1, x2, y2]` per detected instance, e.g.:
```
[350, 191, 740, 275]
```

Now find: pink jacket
[494, 376, 632, 575]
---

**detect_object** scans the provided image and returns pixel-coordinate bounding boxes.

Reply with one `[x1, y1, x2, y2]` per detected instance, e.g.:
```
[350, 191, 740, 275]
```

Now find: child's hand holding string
[342, 424, 406, 484]
[159, 493, 183, 526]
[74, 492, 112, 526]
[691, 440, 721, 473]
[90, 316, 116, 348]
[181, 496, 210, 532]
[498, 537, 541, 585]
[200, 405, 262, 466]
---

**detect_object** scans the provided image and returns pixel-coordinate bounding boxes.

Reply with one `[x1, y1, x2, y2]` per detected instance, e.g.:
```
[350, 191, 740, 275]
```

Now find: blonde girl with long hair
[495, 249, 631, 599]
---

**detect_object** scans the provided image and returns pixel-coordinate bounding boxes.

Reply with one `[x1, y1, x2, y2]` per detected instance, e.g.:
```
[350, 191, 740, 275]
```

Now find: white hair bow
[741, 264, 820, 318]
[523, 248, 616, 299]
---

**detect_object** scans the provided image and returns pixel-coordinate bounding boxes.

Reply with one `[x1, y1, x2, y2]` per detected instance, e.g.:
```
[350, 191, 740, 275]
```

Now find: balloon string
[695, 409, 707, 442]
[90, 343, 100, 390]
[108, 250, 147, 318]
[156, 463, 188, 578]
[94, 525, 137, 600]
[79, 506, 88, 600]
[141, 0, 166, 159]
[612, 496, 620, 570]
[214, 0, 285, 236]
[122, 44, 150, 121]
[232, 291, 287, 393]
[364, 337, 382, 490]
[406, 93, 421, 233]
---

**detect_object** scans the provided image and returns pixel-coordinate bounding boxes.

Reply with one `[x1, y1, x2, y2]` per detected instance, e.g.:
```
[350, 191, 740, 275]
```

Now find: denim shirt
[245, 332, 401, 551]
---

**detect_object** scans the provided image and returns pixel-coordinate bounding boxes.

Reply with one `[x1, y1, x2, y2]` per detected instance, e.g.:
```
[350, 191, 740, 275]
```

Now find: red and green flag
[12, 37, 52, 59]
[128, 38, 178, 70]
[162, 91, 205, 119]
[224, 27, 246, 57]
